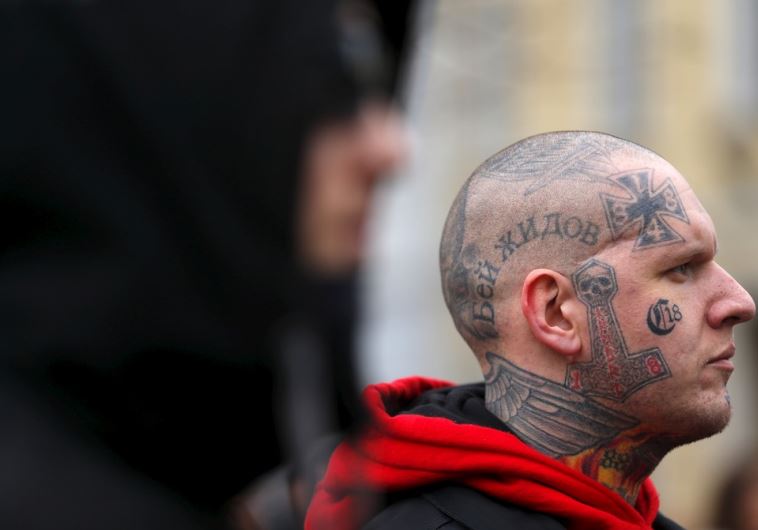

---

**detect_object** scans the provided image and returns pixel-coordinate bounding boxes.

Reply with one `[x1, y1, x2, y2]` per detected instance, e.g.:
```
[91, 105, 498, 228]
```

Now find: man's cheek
[645, 297, 683, 336]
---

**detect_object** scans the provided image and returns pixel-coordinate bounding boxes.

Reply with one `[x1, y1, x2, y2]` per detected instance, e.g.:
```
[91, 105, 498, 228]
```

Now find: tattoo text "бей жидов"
[484, 352, 638, 458]
[441, 173, 512, 342]
[444, 242, 502, 341]
[601, 169, 689, 251]
[646, 298, 682, 336]
[442, 181, 502, 342]
[566, 259, 672, 401]
[470, 258, 500, 334]
[494, 212, 601, 263]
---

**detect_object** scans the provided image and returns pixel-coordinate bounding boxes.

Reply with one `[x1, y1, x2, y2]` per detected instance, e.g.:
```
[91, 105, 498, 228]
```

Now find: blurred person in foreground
[306, 131, 756, 530]
[230, 99, 407, 530]
[0, 1, 408, 529]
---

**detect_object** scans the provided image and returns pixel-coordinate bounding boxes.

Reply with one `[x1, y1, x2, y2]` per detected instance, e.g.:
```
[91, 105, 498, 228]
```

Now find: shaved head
[440, 131, 672, 357]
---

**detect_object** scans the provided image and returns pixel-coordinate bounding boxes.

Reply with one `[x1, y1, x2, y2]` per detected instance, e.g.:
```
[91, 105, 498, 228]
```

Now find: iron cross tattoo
[566, 259, 672, 401]
[601, 169, 689, 250]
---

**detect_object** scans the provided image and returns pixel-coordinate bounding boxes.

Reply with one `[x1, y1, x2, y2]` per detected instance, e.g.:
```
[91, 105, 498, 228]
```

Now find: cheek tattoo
[565, 259, 671, 402]
[646, 298, 682, 336]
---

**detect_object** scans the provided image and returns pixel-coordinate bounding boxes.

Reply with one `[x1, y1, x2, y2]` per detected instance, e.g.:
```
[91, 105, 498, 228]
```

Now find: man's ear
[521, 269, 582, 357]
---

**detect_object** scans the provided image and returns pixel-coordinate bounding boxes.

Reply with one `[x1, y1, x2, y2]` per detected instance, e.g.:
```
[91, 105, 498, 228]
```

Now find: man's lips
[707, 344, 736, 370]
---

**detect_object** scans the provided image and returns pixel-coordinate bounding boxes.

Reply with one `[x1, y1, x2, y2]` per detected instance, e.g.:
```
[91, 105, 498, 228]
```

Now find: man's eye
[669, 263, 691, 276]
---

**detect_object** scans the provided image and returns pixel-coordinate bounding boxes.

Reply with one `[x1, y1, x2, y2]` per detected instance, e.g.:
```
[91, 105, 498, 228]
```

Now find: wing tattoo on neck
[484, 352, 639, 457]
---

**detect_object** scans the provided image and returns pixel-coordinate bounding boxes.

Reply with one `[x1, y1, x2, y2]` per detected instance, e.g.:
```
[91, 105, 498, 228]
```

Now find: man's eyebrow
[674, 220, 719, 261]
[663, 237, 716, 264]
[691, 243, 716, 262]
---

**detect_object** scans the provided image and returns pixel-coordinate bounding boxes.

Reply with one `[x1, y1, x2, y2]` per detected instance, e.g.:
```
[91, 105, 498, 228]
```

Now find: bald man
[305, 132, 756, 530]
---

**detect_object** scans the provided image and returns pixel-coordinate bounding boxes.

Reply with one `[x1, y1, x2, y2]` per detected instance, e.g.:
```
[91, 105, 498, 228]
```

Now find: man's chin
[712, 392, 733, 433]
[675, 396, 732, 446]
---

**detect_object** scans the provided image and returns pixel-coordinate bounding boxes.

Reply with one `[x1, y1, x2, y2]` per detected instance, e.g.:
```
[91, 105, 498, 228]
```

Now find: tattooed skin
[446, 247, 501, 341]
[477, 135, 622, 195]
[485, 350, 684, 503]
[440, 182, 500, 341]
[646, 298, 683, 336]
[494, 212, 601, 263]
[562, 431, 680, 504]
[600, 449, 630, 472]
[484, 352, 638, 457]
[601, 169, 689, 250]
[484, 258, 677, 503]
[566, 259, 672, 401]
[441, 133, 645, 345]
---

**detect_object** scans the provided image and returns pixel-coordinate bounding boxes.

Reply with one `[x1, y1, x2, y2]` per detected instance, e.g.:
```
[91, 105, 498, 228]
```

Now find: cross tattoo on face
[566, 259, 672, 401]
[601, 169, 689, 250]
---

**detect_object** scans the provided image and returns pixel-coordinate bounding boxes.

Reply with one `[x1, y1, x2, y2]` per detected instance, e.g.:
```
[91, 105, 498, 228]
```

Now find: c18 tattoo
[646, 298, 682, 336]
[566, 259, 672, 402]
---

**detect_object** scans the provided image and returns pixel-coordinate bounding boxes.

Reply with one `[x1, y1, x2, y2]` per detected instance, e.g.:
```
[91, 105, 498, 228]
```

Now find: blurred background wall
[359, 1, 758, 528]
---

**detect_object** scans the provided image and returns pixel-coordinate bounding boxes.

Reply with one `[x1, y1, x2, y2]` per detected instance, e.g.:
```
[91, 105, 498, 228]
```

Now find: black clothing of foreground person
[306, 132, 756, 529]
[0, 1, 368, 529]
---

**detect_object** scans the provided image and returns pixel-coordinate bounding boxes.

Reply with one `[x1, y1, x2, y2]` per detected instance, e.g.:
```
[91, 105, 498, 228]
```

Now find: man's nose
[706, 264, 756, 328]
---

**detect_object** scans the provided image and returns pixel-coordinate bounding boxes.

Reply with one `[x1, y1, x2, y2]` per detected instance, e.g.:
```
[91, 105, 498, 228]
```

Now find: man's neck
[483, 353, 671, 505]
[559, 435, 670, 504]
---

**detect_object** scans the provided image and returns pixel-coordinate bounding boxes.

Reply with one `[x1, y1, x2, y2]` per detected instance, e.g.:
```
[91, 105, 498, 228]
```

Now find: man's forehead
[674, 171, 718, 241]
[464, 148, 715, 254]
[679, 191, 718, 254]
[627, 155, 713, 232]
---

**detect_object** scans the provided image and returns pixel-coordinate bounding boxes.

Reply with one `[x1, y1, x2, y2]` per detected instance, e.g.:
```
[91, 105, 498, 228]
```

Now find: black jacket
[365, 484, 685, 529]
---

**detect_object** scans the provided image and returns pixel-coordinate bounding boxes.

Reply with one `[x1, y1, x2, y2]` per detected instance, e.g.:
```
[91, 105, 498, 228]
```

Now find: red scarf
[306, 377, 661, 530]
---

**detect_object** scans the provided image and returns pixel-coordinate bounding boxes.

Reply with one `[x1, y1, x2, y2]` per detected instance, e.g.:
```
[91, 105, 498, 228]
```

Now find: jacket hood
[306, 377, 660, 530]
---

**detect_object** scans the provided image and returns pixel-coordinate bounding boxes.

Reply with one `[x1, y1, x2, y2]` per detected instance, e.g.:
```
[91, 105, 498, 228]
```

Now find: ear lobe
[521, 269, 582, 357]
